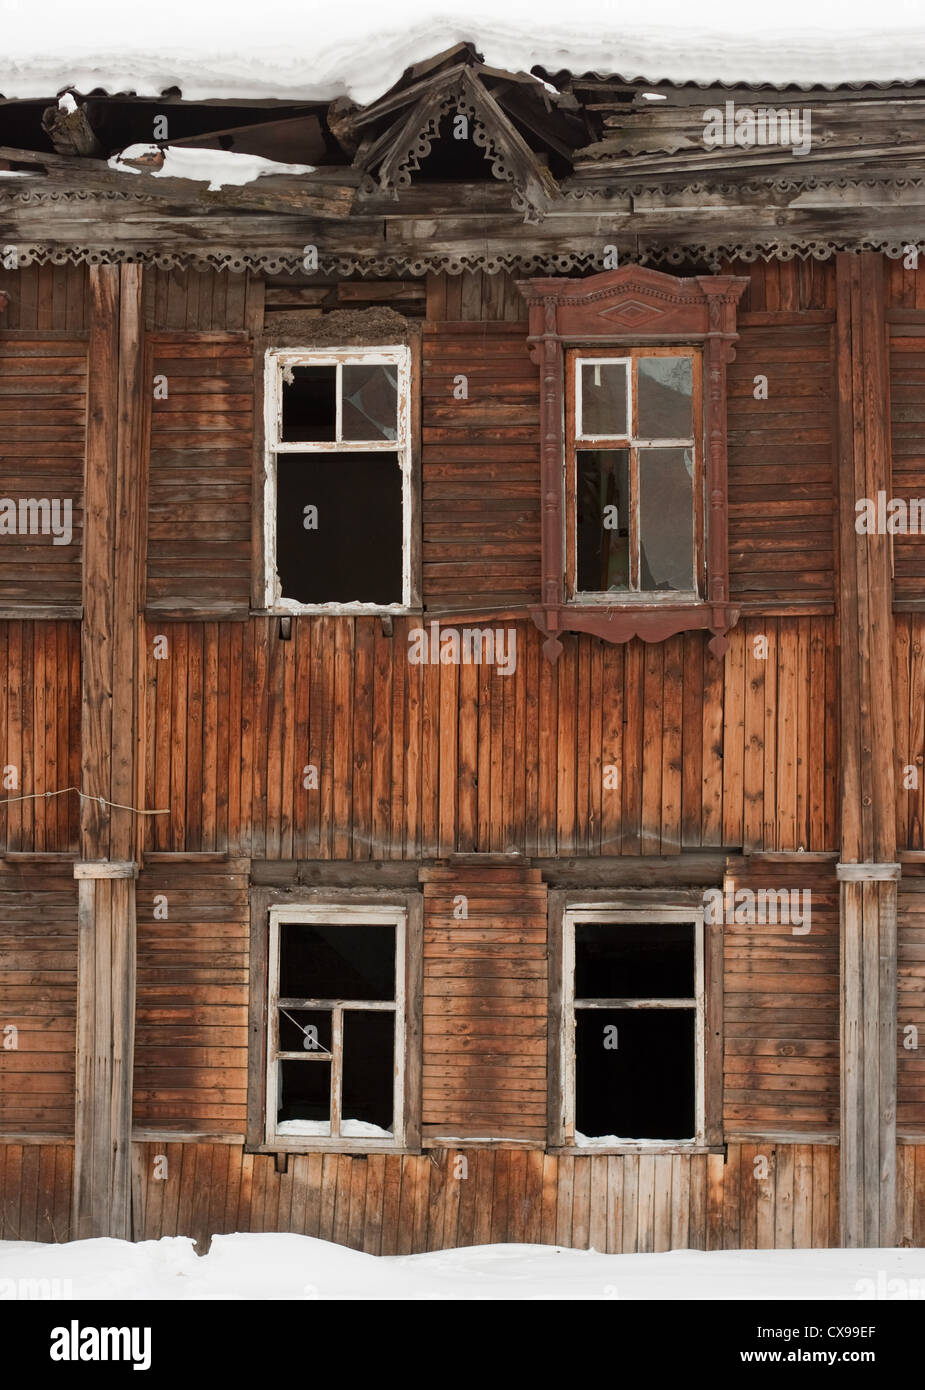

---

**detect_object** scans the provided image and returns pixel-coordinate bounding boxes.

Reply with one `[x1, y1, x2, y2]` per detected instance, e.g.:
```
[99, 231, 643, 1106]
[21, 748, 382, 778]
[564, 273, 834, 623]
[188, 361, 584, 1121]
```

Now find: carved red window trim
[518, 265, 748, 660]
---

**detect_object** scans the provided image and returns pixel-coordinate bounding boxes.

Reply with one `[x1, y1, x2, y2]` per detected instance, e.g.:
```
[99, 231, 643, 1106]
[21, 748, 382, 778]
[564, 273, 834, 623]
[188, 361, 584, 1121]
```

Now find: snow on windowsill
[276, 1119, 394, 1139]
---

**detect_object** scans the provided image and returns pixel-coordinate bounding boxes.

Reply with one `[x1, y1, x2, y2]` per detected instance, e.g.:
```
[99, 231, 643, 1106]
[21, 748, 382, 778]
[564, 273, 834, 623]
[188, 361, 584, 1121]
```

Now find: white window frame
[266, 903, 407, 1150]
[561, 905, 705, 1149]
[568, 349, 700, 606]
[262, 345, 413, 613]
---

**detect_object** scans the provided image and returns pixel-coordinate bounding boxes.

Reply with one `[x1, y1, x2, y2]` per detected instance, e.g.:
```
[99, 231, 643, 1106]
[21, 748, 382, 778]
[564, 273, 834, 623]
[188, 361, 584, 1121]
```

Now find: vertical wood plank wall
[7, 258, 925, 1248]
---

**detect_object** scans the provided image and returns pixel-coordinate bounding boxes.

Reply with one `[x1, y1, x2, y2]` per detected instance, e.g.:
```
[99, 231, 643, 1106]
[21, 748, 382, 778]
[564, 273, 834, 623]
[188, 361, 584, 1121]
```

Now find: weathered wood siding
[0, 620, 81, 853]
[422, 323, 540, 610]
[0, 1142, 74, 1241]
[145, 334, 253, 616]
[898, 871, 925, 1136]
[894, 615, 925, 850]
[723, 860, 839, 1136]
[0, 338, 86, 609]
[421, 865, 547, 1143]
[124, 1140, 840, 1251]
[142, 617, 837, 858]
[0, 862, 78, 1136]
[133, 860, 250, 1135]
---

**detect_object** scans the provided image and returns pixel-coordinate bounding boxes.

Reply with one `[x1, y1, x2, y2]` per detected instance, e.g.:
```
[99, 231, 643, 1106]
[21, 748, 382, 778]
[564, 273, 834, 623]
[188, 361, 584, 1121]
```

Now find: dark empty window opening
[566, 912, 703, 1145]
[265, 348, 411, 610]
[268, 908, 405, 1146]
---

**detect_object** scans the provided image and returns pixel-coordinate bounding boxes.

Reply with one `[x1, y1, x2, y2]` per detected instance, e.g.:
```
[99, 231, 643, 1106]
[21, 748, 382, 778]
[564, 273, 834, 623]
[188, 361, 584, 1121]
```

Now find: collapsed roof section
[1, 42, 925, 273]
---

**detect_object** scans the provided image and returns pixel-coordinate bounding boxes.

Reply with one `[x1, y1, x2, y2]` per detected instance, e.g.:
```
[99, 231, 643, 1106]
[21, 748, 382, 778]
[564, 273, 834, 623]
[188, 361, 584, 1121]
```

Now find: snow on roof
[4, 0, 925, 103]
[109, 144, 316, 190]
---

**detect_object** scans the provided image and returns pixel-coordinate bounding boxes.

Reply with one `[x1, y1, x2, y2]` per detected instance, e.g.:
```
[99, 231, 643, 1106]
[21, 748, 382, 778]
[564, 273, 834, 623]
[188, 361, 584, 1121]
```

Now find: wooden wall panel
[890, 335, 925, 605]
[142, 616, 836, 858]
[145, 335, 253, 615]
[0, 1142, 74, 1241]
[143, 269, 251, 333]
[723, 859, 839, 1136]
[421, 866, 547, 1143]
[0, 339, 86, 608]
[722, 258, 837, 316]
[898, 873, 925, 1136]
[133, 860, 250, 1134]
[0, 264, 89, 332]
[0, 620, 81, 852]
[894, 615, 925, 850]
[422, 323, 540, 610]
[727, 323, 836, 604]
[0, 862, 78, 1137]
[897, 1145, 925, 1245]
[123, 1140, 840, 1252]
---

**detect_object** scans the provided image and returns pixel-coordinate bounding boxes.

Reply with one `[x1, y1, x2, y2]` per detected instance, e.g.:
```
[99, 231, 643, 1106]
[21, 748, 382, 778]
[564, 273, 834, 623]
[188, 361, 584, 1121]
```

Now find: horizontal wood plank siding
[133, 860, 250, 1134]
[723, 860, 839, 1135]
[0, 339, 86, 606]
[421, 866, 547, 1143]
[422, 323, 540, 610]
[898, 872, 925, 1136]
[145, 336, 253, 615]
[727, 322, 836, 604]
[0, 620, 81, 853]
[0, 862, 78, 1137]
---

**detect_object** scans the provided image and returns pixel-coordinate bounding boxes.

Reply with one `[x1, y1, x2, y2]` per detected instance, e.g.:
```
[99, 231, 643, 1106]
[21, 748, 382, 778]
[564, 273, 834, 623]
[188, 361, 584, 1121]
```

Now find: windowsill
[552, 1143, 722, 1156]
[569, 593, 701, 608]
[256, 1138, 412, 1155]
[254, 604, 416, 617]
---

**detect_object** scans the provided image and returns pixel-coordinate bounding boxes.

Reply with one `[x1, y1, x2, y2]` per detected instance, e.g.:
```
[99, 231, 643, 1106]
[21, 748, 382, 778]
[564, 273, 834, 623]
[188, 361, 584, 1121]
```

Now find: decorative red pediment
[517, 263, 749, 660]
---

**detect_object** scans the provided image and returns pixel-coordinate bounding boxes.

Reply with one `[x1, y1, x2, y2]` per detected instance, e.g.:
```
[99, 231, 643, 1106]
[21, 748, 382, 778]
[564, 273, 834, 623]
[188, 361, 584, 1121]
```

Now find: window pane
[342, 1010, 395, 1135]
[277, 1057, 331, 1130]
[276, 451, 403, 605]
[574, 921, 695, 999]
[575, 1008, 695, 1141]
[278, 1007, 332, 1054]
[576, 449, 630, 592]
[639, 447, 694, 592]
[281, 365, 336, 442]
[580, 361, 627, 436]
[637, 356, 693, 439]
[342, 364, 398, 442]
[280, 923, 396, 1001]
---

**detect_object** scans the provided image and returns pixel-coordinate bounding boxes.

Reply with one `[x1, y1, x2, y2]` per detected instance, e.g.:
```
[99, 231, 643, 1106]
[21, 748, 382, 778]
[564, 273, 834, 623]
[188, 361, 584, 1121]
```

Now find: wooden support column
[73, 264, 145, 1239]
[836, 251, 898, 1247]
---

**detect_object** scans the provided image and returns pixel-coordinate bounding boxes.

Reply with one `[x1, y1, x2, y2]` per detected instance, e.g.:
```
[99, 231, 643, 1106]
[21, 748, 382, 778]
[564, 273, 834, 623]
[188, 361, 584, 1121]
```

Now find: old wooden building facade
[1, 44, 924, 1254]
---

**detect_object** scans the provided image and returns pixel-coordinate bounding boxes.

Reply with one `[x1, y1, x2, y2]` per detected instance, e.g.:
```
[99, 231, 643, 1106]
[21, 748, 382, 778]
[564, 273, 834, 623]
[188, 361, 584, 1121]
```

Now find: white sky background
[2, 0, 925, 101]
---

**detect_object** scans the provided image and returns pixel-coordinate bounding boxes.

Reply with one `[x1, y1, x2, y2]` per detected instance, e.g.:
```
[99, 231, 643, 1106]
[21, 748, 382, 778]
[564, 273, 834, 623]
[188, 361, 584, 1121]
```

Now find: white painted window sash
[267, 904, 407, 1149]
[561, 905, 705, 1148]
[263, 345, 413, 612]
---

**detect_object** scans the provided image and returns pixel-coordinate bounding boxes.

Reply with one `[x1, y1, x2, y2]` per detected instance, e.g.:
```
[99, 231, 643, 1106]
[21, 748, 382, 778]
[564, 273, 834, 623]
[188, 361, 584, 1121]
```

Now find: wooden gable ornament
[518, 264, 749, 660]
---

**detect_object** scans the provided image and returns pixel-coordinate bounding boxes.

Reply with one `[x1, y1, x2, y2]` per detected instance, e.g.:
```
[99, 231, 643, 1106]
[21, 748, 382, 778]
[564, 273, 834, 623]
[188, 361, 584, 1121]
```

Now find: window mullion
[330, 1006, 343, 1138]
[335, 361, 343, 443]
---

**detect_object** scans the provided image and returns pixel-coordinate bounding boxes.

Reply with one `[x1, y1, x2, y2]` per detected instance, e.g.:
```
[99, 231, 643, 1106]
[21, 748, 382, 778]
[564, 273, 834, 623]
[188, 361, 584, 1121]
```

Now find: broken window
[267, 905, 406, 1147]
[568, 349, 701, 600]
[563, 908, 704, 1145]
[264, 347, 412, 610]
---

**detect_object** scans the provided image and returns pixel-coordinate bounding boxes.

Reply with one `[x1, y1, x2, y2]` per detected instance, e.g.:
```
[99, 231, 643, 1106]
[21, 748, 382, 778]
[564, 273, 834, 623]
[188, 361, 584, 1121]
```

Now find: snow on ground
[2, 0, 925, 103]
[1, 1234, 924, 1300]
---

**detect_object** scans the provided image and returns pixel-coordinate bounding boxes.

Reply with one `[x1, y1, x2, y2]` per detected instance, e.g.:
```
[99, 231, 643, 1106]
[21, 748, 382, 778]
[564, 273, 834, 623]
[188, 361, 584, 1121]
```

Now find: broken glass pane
[580, 361, 628, 437]
[637, 356, 693, 440]
[575, 1007, 695, 1141]
[342, 364, 399, 442]
[576, 449, 630, 592]
[342, 1010, 395, 1134]
[639, 447, 694, 591]
[280, 921, 396, 1001]
[276, 450, 403, 605]
[574, 920, 695, 999]
[281, 364, 336, 442]
[278, 1007, 333, 1054]
[278, 1057, 331, 1127]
